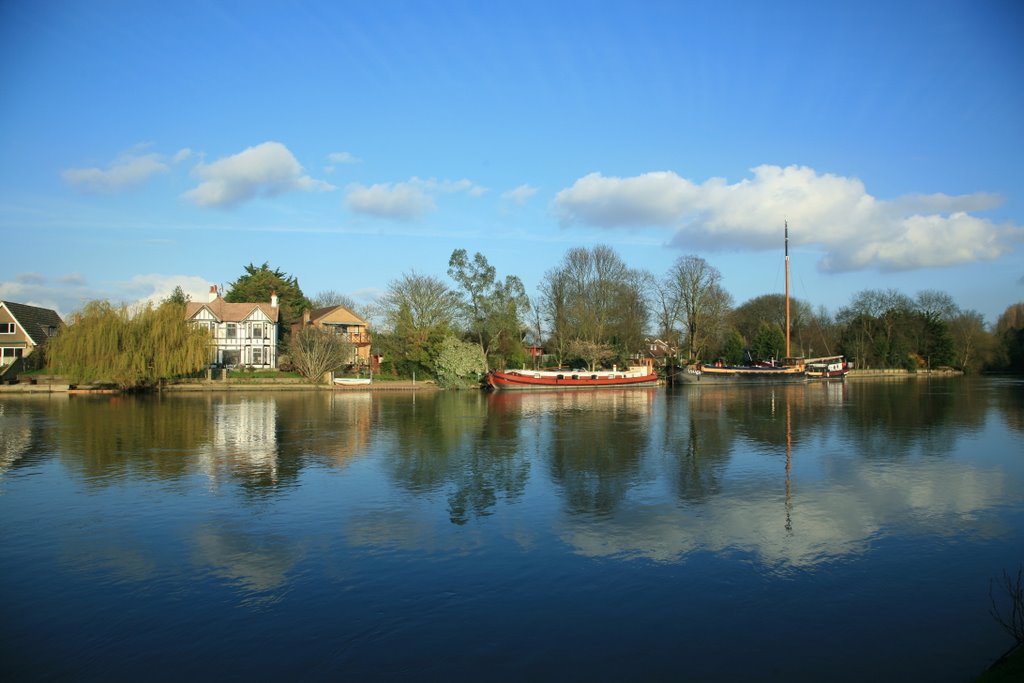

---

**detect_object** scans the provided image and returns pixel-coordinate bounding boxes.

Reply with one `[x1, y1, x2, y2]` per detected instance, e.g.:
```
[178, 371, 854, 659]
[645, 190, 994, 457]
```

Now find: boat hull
[486, 370, 659, 391]
[806, 369, 849, 380]
[675, 365, 807, 385]
[805, 358, 851, 381]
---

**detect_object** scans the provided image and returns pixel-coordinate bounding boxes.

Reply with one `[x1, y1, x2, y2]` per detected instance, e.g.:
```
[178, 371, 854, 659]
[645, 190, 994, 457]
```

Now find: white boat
[333, 377, 372, 386]
[805, 356, 851, 380]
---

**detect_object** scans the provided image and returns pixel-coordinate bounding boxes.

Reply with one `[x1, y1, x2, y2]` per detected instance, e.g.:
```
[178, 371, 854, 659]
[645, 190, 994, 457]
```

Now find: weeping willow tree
[47, 300, 211, 389]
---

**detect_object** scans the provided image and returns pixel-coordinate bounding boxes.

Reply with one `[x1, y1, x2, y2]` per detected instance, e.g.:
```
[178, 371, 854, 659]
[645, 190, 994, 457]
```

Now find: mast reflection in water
[0, 379, 1021, 682]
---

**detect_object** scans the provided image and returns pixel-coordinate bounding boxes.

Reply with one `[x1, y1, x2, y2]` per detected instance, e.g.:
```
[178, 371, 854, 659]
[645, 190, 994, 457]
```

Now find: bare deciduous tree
[539, 245, 649, 364]
[665, 255, 732, 361]
[312, 289, 362, 315]
[990, 564, 1024, 645]
[380, 271, 459, 334]
[567, 340, 615, 371]
[289, 327, 353, 383]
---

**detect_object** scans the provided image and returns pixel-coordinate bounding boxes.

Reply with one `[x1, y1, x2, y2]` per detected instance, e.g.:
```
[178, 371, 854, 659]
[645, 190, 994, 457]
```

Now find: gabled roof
[0, 301, 64, 346]
[306, 305, 368, 326]
[643, 337, 676, 358]
[185, 297, 279, 323]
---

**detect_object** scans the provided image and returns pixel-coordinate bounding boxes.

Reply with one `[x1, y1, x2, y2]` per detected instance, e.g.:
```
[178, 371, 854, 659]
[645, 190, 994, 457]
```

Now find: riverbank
[1, 367, 968, 394]
[0, 377, 441, 394]
[847, 368, 963, 380]
[162, 379, 440, 392]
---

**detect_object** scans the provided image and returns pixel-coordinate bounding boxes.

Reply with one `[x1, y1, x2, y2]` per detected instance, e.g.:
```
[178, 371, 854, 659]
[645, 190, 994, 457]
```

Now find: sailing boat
[676, 222, 844, 384]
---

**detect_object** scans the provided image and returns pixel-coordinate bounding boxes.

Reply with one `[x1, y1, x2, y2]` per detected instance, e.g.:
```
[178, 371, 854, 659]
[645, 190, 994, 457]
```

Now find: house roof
[306, 305, 368, 326]
[185, 297, 279, 323]
[1, 301, 64, 346]
[643, 338, 676, 358]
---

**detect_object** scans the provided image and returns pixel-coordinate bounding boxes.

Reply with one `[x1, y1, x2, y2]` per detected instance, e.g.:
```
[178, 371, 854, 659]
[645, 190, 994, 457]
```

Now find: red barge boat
[485, 359, 658, 391]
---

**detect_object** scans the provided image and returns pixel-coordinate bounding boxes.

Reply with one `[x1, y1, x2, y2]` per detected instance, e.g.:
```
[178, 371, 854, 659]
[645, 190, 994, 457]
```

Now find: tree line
[369, 246, 1023, 378]
[45, 251, 1024, 388]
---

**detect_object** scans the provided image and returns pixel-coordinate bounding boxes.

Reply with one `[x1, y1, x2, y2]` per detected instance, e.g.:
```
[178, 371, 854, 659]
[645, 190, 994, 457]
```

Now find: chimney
[270, 289, 279, 308]
[208, 285, 218, 302]
[303, 309, 311, 325]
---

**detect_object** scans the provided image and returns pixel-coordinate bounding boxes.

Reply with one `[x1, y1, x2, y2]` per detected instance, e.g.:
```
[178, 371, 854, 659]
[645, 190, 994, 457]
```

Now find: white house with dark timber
[185, 286, 279, 368]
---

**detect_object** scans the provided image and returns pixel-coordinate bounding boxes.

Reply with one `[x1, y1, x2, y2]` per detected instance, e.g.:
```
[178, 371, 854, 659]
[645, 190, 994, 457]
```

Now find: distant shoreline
[0, 378, 441, 394]
[846, 368, 963, 379]
[0, 368, 968, 395]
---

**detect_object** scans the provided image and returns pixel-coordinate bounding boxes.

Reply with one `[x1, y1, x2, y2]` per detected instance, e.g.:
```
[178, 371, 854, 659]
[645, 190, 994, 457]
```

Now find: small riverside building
[643, 337, 677, 368]
[0, 300, 64, 367]
[291, 305, 372, 365]
[185, 286, 279, 368]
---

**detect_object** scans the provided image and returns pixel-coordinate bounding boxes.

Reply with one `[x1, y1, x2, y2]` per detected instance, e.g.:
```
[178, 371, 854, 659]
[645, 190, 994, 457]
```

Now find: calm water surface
[1, 378, 1022, 681]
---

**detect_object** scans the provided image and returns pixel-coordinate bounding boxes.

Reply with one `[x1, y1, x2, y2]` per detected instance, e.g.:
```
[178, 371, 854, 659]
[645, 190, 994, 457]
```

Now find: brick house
[643, 338, 677, 367]
[291, 305, 372, 365]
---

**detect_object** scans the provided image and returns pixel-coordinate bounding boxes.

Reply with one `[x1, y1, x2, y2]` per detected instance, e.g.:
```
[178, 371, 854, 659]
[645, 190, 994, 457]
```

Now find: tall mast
[785, 221, 791, 359]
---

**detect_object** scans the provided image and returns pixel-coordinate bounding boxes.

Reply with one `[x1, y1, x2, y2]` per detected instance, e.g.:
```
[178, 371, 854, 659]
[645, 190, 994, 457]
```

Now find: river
[1, 378, 1022, 681]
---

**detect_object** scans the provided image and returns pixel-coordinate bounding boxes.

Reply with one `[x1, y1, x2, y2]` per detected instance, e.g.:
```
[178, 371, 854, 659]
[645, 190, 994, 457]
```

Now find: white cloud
[173, 148, 193, 163]
[0, 273, 95, 318]
[325, 151, 362, 173]
[16, 272, 46, 285]
[344, 177, 485, 221]
[345, 181, 434, 221]
[59, 272, 87, 286]
[328, 151, 361, 165]
[501, 184, 539, 206]
[62, 151, 169, 193]
[0, 272, 213, 320]
[555, 171, 698, 227]
[351, 287, 383, 303]
[183, 141, 334, 208]
[554, 165, 1023, 272]
[120, 274, 217, 308]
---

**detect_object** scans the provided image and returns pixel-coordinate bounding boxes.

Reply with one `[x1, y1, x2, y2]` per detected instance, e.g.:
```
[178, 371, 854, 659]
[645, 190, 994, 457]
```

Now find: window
[252, 324, 262, 339]
[252, 347, 263, 365]
[1, 347, 23, 358]
[226, 323, 237, 339]
[0, 323, 14, 334]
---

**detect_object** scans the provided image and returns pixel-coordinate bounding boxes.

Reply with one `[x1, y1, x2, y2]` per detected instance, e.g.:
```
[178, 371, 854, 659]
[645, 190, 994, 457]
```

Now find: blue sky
[1, 0, 1022, 326]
